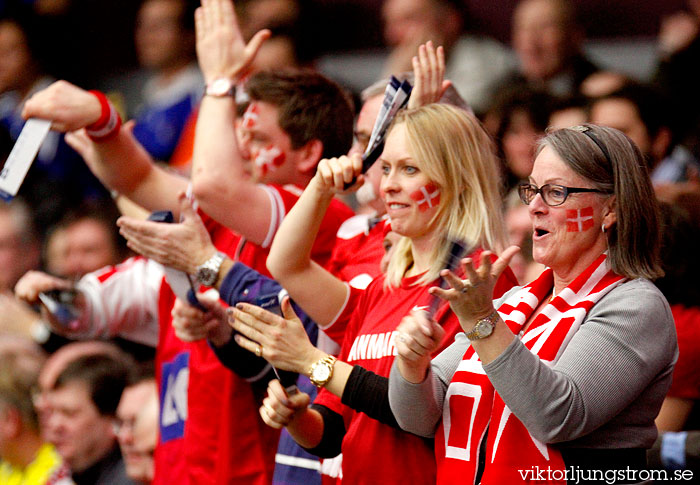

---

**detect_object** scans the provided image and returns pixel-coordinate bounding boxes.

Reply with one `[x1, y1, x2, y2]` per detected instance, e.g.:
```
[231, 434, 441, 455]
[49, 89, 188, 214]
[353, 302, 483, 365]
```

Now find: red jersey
[313, 249, 518, 484]
[79, 184, 353, 485]
[327, 214, 387, 288]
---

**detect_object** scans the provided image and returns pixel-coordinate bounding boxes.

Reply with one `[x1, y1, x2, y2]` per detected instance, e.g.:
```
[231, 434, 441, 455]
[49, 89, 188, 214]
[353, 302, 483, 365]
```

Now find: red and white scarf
[435, 253, 626, 484]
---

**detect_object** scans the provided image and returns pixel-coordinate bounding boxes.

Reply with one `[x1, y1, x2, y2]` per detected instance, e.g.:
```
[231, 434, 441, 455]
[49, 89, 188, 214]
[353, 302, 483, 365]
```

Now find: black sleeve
[303, 404, 346, 458]
[210, 336, 297, 388]
[340, 365, 400, 429]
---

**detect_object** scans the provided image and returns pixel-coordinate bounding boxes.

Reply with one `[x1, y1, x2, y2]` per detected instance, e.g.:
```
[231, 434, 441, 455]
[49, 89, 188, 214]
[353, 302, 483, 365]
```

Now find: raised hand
[195, 0, 270, 83]
[408, 41, 451, 109]
[395, 308, 445, 383]
[21, 81, 102, 132]
[430, 246, 520, 331]
[117, 192, 216, 274]
[259, 379, 310, 429]
[312, 154, 364, 195]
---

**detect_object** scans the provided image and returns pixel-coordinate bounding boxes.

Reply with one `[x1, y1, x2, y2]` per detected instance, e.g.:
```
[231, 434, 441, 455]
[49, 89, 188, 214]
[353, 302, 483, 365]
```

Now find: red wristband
[86, 90, 122, 141]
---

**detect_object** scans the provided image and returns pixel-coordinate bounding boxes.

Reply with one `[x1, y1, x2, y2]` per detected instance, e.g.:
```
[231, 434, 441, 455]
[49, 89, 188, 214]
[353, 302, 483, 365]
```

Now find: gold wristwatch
[309, 355, 337, 388]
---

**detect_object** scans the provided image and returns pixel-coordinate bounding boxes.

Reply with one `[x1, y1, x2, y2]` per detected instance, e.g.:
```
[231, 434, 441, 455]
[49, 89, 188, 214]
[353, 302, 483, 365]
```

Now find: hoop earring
[602, 224, 606, 233]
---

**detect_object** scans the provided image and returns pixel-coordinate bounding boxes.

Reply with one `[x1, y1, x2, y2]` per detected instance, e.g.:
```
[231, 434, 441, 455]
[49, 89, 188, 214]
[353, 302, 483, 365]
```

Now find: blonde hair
[385, 104, 507, 287]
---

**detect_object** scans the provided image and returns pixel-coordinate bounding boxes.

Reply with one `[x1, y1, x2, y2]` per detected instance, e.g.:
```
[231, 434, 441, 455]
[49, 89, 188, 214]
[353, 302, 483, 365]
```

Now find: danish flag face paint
[241, 103, 260, 130]
[253, 145, 286, 176]
[409, 183, 440, 212]
[566, 207, 594, 232]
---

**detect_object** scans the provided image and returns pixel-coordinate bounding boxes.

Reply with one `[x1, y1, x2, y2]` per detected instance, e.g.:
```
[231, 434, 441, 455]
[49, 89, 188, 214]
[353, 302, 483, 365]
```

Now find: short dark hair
[48, 199, 127, 263]
[54, 354, 132, 417]
[594, 83, 670, 142]
[539, 124, 663, 280]
[245, 70, 355, 160]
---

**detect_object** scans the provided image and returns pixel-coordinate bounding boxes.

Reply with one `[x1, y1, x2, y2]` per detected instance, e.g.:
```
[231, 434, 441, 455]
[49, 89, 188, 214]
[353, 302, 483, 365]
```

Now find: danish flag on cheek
[241, 103, 260, 130]
[253, 145, 286, 175]
[410, 183, 441, 212]
[566, 207, 594, 232]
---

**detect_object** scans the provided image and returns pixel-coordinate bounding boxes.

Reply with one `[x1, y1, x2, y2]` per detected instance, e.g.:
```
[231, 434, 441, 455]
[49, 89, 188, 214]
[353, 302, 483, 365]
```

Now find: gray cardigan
[388, 278, 678, 449]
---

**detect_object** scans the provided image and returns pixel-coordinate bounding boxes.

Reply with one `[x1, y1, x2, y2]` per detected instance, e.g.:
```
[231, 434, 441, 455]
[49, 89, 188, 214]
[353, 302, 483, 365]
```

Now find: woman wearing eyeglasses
[389, 124, 677, 484]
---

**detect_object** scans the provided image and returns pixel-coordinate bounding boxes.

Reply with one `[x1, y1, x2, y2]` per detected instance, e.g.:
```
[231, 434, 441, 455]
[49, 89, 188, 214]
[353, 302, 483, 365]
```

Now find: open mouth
[534, 228, 549, 237]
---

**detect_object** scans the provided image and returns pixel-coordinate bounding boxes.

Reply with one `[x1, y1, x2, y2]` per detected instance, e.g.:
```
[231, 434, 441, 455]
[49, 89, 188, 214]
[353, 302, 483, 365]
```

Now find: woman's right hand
[395, 309, 445, 384]
[312, 154, 364, 195]
[260, 379, 310, 429]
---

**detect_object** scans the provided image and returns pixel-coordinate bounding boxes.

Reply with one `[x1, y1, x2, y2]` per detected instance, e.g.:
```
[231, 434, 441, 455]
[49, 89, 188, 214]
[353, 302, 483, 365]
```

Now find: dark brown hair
[245, 70, 354, 161]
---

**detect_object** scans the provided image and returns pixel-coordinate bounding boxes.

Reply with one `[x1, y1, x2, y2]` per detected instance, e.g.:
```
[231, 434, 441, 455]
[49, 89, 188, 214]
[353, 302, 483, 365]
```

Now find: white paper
[0, 118, 52, 200]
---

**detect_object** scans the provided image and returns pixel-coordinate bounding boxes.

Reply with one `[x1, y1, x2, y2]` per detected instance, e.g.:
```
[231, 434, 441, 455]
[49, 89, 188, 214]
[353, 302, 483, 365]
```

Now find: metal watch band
[465, 310, 499, 341]
[309, 355, 337, 388]
[195, 251, 226, 286]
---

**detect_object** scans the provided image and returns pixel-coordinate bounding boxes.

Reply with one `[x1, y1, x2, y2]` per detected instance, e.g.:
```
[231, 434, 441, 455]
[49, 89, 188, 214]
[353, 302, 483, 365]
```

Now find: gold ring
[255, 344, 263, 358]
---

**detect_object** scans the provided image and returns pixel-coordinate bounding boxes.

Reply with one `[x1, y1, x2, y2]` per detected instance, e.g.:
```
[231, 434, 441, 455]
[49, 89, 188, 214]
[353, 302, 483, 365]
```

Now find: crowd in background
[1, 0, 699, 483]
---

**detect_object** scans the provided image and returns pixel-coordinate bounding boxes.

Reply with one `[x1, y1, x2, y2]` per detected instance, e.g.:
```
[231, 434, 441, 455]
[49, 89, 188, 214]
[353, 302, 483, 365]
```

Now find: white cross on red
[410, 183, 440, 211]
[566, 207, 594, 232]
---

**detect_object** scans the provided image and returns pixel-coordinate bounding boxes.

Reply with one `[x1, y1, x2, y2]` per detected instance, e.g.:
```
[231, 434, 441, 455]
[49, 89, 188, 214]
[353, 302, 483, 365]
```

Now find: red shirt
[667, 304, 700, 400]
[314, 249, 518, 484]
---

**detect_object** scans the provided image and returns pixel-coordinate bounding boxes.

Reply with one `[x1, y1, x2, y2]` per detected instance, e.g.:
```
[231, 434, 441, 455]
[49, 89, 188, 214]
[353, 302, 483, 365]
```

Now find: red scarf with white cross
[435, 253, 625, 484]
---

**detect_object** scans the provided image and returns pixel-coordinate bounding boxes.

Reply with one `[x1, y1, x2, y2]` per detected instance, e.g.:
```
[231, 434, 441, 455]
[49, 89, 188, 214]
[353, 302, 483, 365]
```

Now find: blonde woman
[231, 104, 518, 483]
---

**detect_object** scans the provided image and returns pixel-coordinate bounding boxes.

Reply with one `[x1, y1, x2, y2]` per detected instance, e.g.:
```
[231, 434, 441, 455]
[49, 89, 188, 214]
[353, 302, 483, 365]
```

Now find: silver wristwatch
[195, 251, 226, 287]
[465, 310, 499, 341]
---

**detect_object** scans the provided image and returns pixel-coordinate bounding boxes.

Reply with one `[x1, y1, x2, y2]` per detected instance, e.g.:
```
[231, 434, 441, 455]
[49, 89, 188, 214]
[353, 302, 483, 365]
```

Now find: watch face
[477, 320, 494, 338]
[197, 267, 216, 286]
[208, 78, 233, 96]
[314, 364, 331, 382]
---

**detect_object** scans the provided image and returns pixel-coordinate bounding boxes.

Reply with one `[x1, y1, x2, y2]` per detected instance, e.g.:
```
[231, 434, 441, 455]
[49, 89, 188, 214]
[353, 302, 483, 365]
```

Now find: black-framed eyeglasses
[518, 183, 609, 207]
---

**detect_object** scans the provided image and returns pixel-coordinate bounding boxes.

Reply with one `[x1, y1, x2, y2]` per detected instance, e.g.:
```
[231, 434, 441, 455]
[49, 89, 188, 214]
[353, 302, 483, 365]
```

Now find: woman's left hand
[430, 246, 520, 331]
[229, 296, 324, 373]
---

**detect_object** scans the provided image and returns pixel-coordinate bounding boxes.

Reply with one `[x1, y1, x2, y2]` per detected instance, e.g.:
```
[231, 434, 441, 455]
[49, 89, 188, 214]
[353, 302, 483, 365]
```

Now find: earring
[601, 224, 606, 233]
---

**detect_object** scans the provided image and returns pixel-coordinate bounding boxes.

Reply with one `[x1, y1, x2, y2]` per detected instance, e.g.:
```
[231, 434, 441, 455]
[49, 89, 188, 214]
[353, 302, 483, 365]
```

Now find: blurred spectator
[104, 0, 203, 164]
[647, 202, 700, 476]
[114, 365, 157, 485]
[0, 198, 40, 292]
[44, 201, 127, 280]
[495, 0, 599, 104]
[589, 83, 700, 184]
[489, 87, 553, 195]
[34, 342, 129, 438]
[0, 336, 74, 484]
[381, 0, 513, 115]
[0, 6, 109, 229]
[0, 198, 42, 349]
[654, 0, 700, 154]
[548, 94, 588, 129]
[45, 352, 134, 484]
